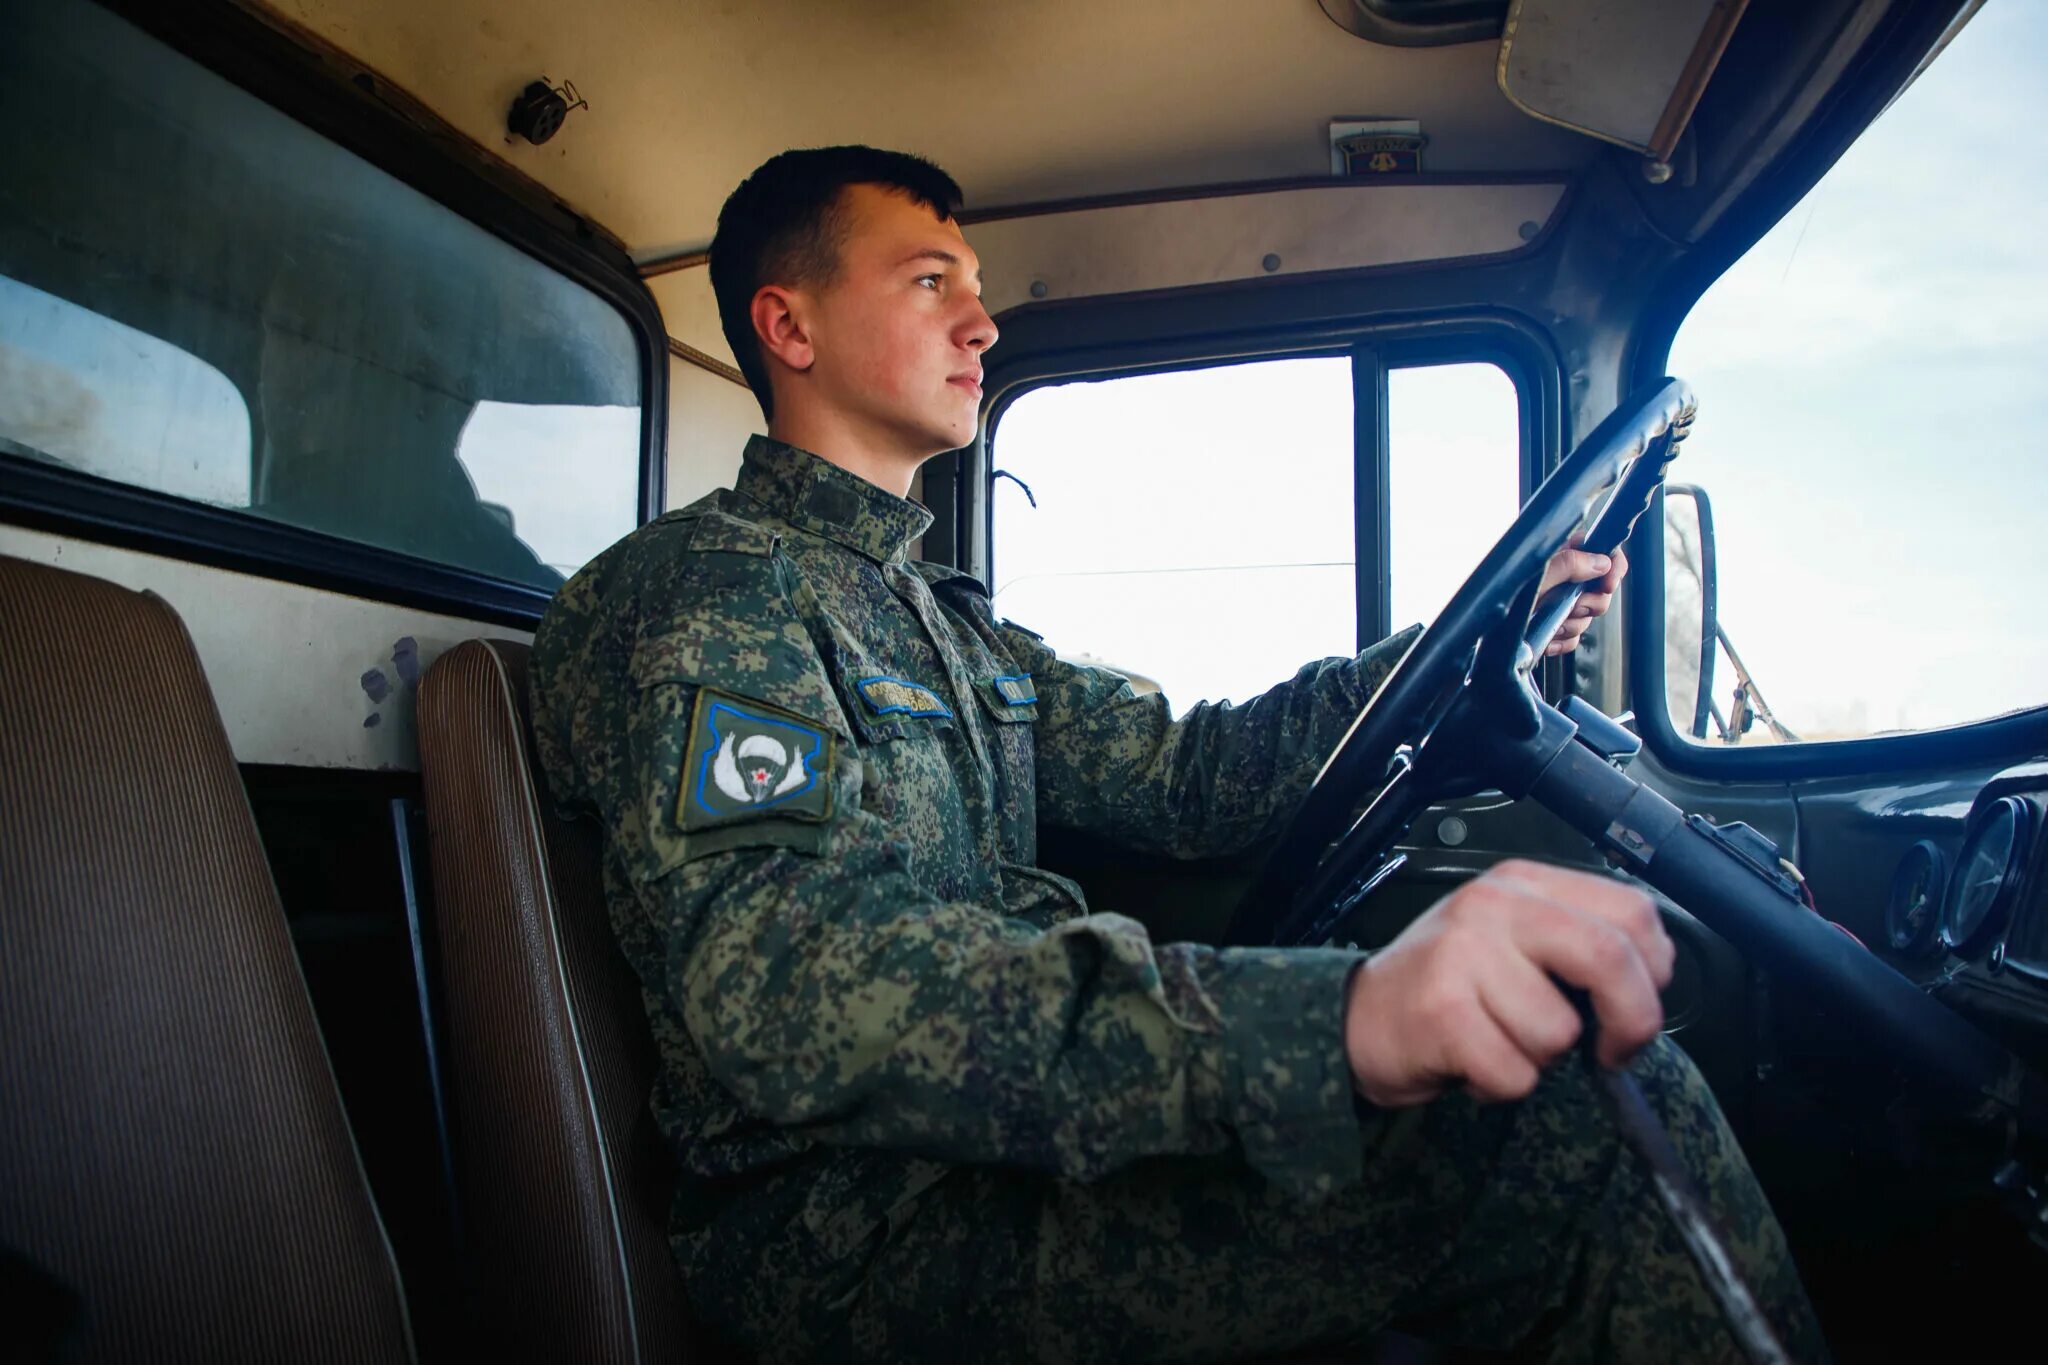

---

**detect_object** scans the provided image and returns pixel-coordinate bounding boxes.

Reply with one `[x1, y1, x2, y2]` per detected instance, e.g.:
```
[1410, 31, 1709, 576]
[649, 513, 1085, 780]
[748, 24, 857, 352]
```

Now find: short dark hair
[710, 146, 964, 419]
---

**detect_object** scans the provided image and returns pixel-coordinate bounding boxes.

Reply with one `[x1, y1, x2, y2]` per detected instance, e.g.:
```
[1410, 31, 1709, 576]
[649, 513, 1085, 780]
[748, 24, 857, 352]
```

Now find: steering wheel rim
[1221, 377, 1696, 947]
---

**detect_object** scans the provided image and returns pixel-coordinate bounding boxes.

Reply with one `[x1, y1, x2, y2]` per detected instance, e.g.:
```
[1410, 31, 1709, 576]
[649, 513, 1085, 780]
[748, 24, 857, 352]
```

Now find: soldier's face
[803, 184, 997, 459]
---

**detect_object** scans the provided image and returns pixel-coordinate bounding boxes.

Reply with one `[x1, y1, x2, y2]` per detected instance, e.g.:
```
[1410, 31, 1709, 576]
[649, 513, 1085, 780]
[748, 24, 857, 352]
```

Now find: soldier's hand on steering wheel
[1538, 544, 1628, 657]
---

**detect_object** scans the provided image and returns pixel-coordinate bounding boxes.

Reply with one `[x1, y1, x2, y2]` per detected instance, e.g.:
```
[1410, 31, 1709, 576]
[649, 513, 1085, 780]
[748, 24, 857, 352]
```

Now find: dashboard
[1886, 760, 2048, 1033]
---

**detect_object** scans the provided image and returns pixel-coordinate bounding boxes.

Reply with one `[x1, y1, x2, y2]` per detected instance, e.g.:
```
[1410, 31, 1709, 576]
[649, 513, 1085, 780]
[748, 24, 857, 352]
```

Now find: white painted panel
[666, 354, 759, 511]
[661, 357, 924, 557]
[0, 526, 527, 771]
[649, 269, 736, 371]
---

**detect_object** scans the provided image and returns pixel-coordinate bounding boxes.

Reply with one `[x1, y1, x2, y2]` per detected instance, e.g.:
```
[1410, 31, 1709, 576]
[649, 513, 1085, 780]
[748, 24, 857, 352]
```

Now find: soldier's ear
[751, 284, 815, 376]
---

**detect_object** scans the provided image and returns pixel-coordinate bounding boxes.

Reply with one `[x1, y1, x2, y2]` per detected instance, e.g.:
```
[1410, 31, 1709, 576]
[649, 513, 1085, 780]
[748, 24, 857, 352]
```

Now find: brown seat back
[0, 554, 414, 1363]
[414, 638, 689, 1363]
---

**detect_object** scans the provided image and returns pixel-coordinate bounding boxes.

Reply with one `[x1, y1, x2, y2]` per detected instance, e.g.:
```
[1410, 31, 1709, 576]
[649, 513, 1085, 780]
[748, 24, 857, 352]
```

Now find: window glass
[1664, 3, 2048, 743]
[1387, 363, 1521, 631]
[0, 0, 642, 591]
[991, 359, 1355, 715]
[456, 403, 643, 578]
[0, 276, 250, 507]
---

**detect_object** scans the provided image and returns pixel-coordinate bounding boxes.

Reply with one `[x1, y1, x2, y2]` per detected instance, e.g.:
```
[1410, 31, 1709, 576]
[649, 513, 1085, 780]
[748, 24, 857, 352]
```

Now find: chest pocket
[815, 642, 960, 831]
[971, 670, 1038, 859]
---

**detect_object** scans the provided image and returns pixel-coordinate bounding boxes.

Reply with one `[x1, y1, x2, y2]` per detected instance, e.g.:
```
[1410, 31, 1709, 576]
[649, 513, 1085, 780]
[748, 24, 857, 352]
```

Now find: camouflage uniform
[532, 436, 1823, 1363]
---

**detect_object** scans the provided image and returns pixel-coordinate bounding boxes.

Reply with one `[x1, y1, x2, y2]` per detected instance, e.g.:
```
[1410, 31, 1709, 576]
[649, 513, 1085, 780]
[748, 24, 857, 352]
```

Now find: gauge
[1939, 796, 2032, 956]
[1885, 839, 1947, 957]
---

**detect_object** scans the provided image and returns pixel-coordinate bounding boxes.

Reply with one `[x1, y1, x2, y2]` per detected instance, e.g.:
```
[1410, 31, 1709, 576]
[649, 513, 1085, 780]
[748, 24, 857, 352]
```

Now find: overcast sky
[1664, 0, 2048, 739]
[994, 2, 2048, 741]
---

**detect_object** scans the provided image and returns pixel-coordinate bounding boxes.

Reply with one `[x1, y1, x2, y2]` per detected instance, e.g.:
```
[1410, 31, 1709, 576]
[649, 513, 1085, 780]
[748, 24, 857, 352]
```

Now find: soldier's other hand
[1537, 544, 1627, 657]
[1342, 859, 1672, 1107]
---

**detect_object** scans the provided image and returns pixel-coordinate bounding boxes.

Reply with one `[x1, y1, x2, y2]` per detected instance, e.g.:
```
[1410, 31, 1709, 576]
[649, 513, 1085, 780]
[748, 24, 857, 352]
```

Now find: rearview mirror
[1662, 484, 1720, 740]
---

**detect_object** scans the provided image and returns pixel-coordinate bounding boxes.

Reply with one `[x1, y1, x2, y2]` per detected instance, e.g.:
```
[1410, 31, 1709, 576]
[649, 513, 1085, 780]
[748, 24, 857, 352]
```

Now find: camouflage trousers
[707, 1037, 1825, 1364]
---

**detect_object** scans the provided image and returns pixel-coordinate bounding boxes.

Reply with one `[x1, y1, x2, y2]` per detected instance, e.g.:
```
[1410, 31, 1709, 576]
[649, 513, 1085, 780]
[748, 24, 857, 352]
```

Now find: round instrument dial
[1885, 839, 1947, 958]
[1940, 796, 2031, 957]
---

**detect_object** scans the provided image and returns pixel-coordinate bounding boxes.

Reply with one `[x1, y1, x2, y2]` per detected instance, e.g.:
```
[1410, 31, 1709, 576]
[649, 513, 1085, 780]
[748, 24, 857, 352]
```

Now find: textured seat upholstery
[0, 554, 414, 1363]
[415, 638, 691, 1363]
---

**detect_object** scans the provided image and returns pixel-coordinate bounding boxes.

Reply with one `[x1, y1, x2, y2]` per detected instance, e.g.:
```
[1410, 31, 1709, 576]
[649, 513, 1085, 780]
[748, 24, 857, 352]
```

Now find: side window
[0, 0, 642, 593]
[991, 358, 1356, 712]
[1387, 363, 1522, 632]
[1663, 3, 2047, 744]
[987, 355, 1523, 713]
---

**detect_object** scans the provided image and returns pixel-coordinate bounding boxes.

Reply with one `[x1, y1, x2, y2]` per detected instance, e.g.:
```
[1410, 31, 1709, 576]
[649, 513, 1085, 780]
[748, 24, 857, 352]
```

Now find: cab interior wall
[8, 0, 2039, 1357]
[667, 356, 760, 510]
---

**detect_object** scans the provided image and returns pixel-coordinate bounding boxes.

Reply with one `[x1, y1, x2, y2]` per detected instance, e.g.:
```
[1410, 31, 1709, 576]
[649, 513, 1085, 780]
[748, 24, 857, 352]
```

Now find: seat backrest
[0, 554, 414, 1363]
[414, 638, 690, 1364]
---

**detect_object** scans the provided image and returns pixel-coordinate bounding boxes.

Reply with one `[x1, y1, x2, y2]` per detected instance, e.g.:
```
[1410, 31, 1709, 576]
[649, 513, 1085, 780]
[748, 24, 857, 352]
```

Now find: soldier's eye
[915, 274, 942, 291]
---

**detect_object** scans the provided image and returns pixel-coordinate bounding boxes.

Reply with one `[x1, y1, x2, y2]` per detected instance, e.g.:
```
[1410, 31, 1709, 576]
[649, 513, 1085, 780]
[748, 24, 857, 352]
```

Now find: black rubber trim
[1315, 0, 1507, 49]
[2, 0, 669, 624]
[4, 459, 556, 627]
[1623, 0, 2048, 780]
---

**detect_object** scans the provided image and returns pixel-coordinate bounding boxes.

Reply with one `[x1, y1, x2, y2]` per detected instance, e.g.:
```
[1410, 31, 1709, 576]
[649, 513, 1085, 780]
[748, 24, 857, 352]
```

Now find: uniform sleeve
[1008, 623, 1425, 859]
[664, 827, 1369, 1198]
[610, 594, 1374, 1198]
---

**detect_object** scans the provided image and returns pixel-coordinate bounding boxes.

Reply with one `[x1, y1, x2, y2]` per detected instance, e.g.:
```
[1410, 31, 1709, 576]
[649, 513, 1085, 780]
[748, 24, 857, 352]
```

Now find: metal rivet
[1029, 279, 1049, 299]
[1518, 219, 1540, 242]
[1261, 253, 1282, 273]
[1642, 158, 1673, 185]
[1438, 816, 1469, 847]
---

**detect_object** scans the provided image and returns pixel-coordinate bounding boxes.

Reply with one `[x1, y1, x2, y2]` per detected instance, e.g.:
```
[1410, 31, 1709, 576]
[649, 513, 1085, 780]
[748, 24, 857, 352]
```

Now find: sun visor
[1498, 0, 1748, 160]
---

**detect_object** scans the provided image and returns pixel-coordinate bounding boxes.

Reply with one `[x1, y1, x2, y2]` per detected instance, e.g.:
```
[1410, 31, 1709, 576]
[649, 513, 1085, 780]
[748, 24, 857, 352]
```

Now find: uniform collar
[734, 435, 934, 565]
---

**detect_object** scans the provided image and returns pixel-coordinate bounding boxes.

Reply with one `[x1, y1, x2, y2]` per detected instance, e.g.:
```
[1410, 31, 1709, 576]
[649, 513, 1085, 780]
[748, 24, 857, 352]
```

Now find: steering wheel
[1219, 377, 2048, 1139]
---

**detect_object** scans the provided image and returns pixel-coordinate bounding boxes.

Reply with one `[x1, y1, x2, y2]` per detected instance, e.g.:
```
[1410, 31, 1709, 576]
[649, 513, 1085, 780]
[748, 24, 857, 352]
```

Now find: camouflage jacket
[531, 436, 1419, 1276]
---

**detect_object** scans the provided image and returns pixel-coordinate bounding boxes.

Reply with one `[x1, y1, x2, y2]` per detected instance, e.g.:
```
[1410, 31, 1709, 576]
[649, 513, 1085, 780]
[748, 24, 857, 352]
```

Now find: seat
[412, 639, 1431, 1365]
[414, 639, 692, 1363]
[0, 554, 414, 1363]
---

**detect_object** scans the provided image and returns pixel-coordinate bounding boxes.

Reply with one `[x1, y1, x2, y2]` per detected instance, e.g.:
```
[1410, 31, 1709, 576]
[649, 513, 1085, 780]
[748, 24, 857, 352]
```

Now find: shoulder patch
[680, 689, 834, 830]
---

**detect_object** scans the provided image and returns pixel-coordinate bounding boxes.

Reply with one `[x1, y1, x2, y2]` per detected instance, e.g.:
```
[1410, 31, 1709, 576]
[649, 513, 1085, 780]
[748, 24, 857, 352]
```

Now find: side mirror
[1662, 483, 1720, 740]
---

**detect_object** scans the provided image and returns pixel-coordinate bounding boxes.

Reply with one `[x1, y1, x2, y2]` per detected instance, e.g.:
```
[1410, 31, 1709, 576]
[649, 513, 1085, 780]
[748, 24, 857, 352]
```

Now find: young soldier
[532, 146, 1823, 1363]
